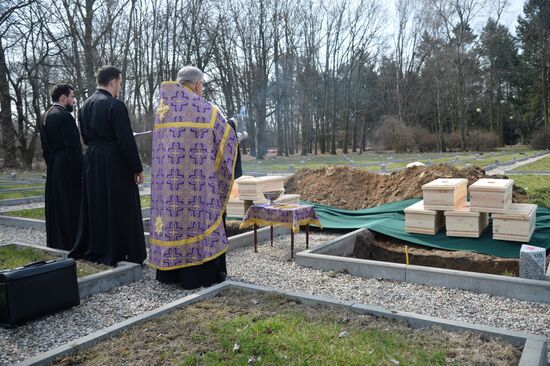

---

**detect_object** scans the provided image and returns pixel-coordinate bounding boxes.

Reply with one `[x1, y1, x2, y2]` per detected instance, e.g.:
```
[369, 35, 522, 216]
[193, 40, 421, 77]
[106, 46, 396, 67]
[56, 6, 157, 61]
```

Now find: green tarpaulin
[307, 198, 550, 258]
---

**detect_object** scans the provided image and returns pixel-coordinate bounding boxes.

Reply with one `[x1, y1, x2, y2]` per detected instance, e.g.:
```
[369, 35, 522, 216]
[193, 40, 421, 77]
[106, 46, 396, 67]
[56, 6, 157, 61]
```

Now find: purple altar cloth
[240, 204, 322, 233]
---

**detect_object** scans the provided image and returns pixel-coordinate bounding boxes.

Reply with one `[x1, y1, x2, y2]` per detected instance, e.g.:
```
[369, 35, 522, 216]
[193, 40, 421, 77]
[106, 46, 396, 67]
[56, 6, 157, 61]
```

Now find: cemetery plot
[353, 232, 519, 276]
[0, 244, 109, 278]
[51, 289, 521, 366]
[296, 229, 550, 304]
[0, 243, 142, 300]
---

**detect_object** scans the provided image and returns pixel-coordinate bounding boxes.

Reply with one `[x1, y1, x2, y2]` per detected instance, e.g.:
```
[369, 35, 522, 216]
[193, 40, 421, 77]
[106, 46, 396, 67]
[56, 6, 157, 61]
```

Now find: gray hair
[177, 66, 204, 86]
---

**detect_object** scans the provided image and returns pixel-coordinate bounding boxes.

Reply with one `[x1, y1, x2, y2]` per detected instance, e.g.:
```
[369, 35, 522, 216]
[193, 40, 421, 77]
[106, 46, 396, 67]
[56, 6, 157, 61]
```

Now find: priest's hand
[135, 171, 144, 185]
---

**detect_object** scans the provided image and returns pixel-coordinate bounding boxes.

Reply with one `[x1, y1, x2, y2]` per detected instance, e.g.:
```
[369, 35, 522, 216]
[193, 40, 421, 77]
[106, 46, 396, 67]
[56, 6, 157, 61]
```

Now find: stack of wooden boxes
[226, 176, 301, 217]
[405, 178, 536, 242]
[405, 178, 468, 235]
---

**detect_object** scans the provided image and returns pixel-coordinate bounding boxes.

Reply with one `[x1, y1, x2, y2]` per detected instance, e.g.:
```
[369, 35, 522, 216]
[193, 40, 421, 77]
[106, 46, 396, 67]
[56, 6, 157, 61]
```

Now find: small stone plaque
[519, 245, 546, 280]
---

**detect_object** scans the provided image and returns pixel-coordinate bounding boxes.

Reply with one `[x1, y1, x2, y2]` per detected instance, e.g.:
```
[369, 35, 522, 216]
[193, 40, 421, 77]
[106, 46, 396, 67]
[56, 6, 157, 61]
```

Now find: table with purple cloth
[239, 203, 322, 258]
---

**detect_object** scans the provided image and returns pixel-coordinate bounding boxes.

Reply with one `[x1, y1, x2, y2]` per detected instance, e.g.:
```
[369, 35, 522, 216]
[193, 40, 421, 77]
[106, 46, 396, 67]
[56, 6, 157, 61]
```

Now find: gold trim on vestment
[154, 122, 212, 130]
[215, 122, 232, 171]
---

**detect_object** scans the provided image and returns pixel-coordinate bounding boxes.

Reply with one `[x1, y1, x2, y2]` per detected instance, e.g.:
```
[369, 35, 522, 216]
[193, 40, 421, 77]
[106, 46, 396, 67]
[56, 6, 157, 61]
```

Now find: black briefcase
[0, 258, 80, 327]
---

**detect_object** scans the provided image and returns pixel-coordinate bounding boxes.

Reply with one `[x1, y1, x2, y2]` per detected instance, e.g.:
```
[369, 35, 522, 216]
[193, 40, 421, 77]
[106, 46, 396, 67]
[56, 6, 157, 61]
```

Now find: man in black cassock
[70, 66, 146, 266]
[39, 84, 83, 250]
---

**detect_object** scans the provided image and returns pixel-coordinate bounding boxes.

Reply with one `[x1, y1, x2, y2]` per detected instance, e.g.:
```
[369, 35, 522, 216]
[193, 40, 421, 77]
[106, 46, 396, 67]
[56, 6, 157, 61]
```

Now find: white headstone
[519, 245, 546, 280]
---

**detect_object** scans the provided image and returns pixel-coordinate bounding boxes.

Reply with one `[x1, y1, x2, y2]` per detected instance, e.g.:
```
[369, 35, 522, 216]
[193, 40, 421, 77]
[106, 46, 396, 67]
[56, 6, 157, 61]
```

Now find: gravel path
[486, 152, 550, 175]
[1, 227, 549, 364]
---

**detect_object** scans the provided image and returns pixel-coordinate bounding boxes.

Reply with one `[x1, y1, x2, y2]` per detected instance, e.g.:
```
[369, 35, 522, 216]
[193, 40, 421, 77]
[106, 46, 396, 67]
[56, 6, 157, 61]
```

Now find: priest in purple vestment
[149, 66, 238, 289]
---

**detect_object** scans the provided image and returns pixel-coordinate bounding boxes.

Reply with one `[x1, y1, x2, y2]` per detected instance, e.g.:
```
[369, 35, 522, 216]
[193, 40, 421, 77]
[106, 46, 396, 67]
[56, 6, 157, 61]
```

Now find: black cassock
[70, 89, 146, 266]
[39, 104, 83, 250]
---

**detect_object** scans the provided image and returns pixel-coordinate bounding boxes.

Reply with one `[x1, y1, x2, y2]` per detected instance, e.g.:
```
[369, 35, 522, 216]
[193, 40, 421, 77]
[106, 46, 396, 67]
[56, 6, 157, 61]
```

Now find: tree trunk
[0, 40, 18, 168]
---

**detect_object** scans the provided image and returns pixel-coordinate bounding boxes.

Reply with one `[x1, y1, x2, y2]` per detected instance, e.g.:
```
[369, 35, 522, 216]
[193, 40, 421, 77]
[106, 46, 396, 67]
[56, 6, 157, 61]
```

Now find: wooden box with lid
[422, 178, 468, 211]
[236, 175, 285, 200]
[226, 194, 301, 217]
[444, 202, 489, 238]
[469, 178, 513, 214]
[404, 200, 444, 235]
[492, 203, 537, 242]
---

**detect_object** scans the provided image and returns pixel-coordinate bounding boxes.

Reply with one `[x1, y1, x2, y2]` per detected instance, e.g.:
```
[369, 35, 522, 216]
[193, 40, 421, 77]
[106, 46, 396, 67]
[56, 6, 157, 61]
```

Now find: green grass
[0, 189, 44, 200]
[140, 195, 150, 208]
[185, 311, 449, 365]
[238, 149, 541, 173]
[3, 207, 45, 220]
[0, 244, 57, 270]
[0, 184, 44, 190]
[512, 156, 550, 171]
[0, 244, 109, 277]
[508, 174, 550, 208]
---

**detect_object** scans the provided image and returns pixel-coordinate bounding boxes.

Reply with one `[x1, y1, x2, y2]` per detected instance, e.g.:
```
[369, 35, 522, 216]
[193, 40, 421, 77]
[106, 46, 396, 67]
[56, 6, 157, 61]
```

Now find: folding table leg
[306, 224, 309, 249]
[254, 224, 258, 253]
[290, 230, 294, 259]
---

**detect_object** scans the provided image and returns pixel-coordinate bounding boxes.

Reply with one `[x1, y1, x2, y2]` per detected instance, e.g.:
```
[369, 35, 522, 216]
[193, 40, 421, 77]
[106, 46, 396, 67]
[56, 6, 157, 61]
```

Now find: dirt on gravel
[285, 164, 528, 210]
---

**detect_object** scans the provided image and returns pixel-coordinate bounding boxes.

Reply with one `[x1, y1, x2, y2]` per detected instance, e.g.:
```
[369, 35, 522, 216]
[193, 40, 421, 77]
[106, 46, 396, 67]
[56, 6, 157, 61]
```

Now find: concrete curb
[0, 243, 143, 300]
[0, 196, 44, 206]
[295, 228, 550, 304]
[0, 186, 44, 194]
[78, 261, 143, 299]
[0, 216, 45, 230]
[17, 280, 548, 366]
[506, 170, 550, 175]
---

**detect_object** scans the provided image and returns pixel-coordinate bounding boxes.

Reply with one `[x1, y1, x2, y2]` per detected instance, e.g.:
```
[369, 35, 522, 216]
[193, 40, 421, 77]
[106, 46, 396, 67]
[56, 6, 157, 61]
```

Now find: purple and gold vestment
[148, 82, 237, 270]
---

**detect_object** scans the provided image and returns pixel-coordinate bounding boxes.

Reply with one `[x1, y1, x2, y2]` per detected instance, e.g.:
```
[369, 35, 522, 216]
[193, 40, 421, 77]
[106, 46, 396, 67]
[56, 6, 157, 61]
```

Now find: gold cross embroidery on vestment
[157, 98, 170, 121]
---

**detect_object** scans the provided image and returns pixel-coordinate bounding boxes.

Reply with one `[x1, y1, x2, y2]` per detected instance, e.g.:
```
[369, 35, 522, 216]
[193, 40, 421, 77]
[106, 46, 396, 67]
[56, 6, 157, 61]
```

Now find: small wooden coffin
[422, 178, 468, 211]
[444, 202, 489, 238]
[236, 176, 285, 200]
[226, 194, 301, 217]
[469, 178, 513, 214]
[492, 203, 537, 242]
[230, 175, 254, 198]
[404, 200, 444, 235]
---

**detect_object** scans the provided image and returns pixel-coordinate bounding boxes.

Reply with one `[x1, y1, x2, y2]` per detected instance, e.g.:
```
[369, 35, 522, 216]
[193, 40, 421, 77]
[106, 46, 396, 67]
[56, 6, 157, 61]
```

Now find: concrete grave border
[0, 186, 44, 194]
[0, 215, 150, 232]
[17, 280, 547, 366]
[0, 196, 44, 206]
[295, 228, 550, 304]
[0, 216, 45, 230]
[0, 242, 142, 299]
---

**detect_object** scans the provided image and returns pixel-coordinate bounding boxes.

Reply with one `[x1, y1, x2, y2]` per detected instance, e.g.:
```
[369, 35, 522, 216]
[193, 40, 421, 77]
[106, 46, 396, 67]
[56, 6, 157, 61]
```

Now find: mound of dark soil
[285, 164, 528, 210]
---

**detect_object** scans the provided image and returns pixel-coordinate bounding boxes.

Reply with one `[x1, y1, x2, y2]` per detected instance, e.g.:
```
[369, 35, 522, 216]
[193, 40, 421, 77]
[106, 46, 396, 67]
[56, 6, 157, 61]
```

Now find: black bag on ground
[0, 258, 80, 327]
